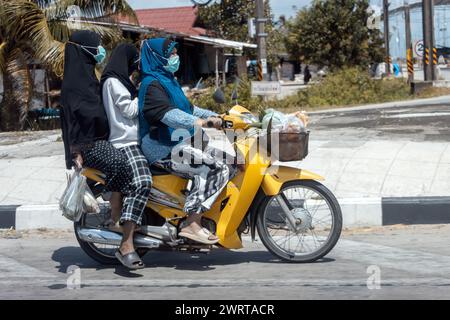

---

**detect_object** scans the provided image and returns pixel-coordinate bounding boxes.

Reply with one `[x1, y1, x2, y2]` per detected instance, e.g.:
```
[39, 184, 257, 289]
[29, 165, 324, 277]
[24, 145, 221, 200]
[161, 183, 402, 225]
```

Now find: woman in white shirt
[100, 43, 151, 269]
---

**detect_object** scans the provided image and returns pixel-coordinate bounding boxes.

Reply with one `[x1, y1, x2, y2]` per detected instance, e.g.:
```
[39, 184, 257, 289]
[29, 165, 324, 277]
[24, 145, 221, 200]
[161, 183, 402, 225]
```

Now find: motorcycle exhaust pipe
[77, 227, 163, 249]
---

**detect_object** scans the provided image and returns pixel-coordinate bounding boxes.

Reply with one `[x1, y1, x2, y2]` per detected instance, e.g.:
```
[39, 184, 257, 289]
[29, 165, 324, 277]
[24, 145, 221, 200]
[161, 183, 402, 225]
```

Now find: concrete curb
[308, 95, 450, 115]
[1, 197, 450, 230]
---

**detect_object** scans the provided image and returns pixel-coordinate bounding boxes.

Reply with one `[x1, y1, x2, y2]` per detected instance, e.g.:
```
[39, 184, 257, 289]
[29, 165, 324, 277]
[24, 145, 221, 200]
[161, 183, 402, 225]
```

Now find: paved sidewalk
[1, 136, 449, 206]
[296, 138, 450, 199]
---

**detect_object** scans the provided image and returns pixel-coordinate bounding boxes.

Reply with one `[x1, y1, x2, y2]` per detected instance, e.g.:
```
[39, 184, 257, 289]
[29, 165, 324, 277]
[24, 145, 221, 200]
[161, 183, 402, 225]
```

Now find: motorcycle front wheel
[256, 180, 342, 263]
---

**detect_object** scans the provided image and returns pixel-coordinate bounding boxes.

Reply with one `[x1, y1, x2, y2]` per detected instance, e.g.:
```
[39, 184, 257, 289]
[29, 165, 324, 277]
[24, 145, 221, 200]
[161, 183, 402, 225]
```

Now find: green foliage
[291, 68, 411, 108]
[192, 76, 266, 114]
[285, 0, 384, 69]
[197, 0, 284, 65]
[197, 0, 256, 43]
[192, 69, 412, 114]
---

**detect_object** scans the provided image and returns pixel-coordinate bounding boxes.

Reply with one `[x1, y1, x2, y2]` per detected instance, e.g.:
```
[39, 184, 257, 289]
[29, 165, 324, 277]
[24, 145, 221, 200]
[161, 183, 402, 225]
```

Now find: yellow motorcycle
[74, 104, 342, 264]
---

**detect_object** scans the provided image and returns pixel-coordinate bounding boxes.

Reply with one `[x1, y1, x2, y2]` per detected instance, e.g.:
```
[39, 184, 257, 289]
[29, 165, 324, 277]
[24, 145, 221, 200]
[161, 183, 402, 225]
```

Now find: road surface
[1, 225, 450, 299]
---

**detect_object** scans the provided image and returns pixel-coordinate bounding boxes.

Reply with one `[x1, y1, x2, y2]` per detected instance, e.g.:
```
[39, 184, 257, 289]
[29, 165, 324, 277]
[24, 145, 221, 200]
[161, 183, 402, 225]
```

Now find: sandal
[115, 250, 145, 270]
[179, 227, 220, 245]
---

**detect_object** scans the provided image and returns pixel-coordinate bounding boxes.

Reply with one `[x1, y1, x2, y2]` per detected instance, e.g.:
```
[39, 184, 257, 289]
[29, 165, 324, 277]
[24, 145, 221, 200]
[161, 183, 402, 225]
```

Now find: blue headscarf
[138, 38, 193, 144]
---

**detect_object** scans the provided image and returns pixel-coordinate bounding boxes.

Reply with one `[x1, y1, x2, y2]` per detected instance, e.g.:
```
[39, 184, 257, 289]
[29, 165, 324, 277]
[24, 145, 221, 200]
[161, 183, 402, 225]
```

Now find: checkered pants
[119, 145, 152, 226]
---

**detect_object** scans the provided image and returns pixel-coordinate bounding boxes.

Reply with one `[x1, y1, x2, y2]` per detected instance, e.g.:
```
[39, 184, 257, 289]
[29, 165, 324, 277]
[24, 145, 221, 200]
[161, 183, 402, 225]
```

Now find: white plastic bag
[284, 114, 306, 133]
[262, 109, 306, 133]
[262, 109, 287, 131]
[59, 169, 87, 222]
[83, 185, 100, 214]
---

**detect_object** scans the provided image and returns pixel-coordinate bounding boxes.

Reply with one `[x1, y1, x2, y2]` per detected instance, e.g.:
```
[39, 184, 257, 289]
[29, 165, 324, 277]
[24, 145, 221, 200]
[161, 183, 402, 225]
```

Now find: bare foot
[181, 222, 219, 241]
[119, 242, 135, 256]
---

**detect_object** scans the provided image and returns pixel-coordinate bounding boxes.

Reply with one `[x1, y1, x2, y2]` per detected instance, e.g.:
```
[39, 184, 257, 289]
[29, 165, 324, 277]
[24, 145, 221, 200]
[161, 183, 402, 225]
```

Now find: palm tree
[0, 0, 138, 131]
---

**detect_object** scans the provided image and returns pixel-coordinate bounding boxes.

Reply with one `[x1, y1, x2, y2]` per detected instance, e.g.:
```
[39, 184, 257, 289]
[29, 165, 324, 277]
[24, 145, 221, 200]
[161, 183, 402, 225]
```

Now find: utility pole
[405, 2, 414, 83]
[383, 0, 391, 76]
[255, 0, 268, 81]
[422, 0, 436, 81]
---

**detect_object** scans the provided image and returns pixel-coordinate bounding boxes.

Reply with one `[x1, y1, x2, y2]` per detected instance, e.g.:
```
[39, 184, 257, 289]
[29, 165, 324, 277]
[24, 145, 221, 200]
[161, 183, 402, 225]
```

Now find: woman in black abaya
[60, 30, 145, 269]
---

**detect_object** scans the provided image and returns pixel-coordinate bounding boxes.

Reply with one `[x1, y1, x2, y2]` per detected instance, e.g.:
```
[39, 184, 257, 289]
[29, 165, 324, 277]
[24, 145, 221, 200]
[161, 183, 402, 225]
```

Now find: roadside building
[120, 6, 256, 86]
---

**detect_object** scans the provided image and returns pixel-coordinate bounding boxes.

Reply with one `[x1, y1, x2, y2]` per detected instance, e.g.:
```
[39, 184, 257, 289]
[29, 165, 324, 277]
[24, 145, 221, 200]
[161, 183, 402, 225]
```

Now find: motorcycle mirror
[213, 88, 226, 104]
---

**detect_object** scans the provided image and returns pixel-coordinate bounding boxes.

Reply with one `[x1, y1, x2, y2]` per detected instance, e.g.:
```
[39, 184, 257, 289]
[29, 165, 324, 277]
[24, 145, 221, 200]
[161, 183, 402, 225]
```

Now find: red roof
[132, 6, 206, 36]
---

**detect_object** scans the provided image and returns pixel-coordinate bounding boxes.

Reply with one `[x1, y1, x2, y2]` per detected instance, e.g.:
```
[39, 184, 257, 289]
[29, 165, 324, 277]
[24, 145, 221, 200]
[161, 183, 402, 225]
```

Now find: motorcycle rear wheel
[256, 180, 342, 263]
[74, 207, 148, 266]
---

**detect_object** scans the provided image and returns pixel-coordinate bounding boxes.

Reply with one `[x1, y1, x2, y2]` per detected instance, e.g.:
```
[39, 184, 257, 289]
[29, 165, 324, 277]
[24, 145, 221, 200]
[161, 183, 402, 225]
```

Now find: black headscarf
[60, 30, 110, 169]
[100, 43, 139, 98]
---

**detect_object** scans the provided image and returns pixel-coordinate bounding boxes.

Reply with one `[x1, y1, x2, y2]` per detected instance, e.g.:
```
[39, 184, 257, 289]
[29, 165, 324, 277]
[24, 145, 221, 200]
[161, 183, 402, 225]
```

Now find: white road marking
[0, 254, 55, 279]
[382, 112, 450, 119]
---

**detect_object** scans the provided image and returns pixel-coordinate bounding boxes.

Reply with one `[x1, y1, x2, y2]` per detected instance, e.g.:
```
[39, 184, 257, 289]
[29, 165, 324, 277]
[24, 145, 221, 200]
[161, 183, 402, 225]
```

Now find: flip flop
[115, 250, 145, 270]
[179, 227, 219, 245]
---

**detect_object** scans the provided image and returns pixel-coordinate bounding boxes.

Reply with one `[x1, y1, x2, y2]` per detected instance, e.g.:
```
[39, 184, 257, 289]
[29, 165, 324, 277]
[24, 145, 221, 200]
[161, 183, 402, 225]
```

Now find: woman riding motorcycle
[100, 43, 152, 270]
[61, 31, 147, 270]
[138, 38, 231, 245]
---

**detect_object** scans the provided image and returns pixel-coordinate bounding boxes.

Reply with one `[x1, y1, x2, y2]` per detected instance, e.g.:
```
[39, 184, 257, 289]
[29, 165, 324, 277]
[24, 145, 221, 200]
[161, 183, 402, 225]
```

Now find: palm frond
[4, 2, 67, 77]
[4, 1, 132, 76]
[0, 42, 6, 73]
[5, 47, 32, 127]
[47, 19, 124, 44]
[35, 0, 138, 25]
[0, 1, 6, 40]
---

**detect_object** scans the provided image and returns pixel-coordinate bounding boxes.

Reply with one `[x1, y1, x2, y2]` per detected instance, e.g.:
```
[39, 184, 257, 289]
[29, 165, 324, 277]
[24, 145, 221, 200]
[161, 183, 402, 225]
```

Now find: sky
[127, 0, 312, 18]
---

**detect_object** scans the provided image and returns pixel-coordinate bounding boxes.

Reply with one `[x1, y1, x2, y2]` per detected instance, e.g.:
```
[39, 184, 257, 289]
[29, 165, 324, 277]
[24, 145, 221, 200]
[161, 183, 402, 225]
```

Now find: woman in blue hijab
[139, 38, 231, 245]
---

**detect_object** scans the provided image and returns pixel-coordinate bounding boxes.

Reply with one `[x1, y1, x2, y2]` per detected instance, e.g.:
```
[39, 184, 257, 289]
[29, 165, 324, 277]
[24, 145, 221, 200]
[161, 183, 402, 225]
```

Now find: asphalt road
[1, 225, 450, 299]
[309, 103, 450, 142]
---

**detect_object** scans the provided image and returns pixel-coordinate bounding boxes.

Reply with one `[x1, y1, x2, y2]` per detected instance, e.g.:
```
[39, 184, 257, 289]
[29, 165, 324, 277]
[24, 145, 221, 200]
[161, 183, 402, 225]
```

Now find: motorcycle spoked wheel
[74, 206, 149, 266]
[256, 180, 342, 263]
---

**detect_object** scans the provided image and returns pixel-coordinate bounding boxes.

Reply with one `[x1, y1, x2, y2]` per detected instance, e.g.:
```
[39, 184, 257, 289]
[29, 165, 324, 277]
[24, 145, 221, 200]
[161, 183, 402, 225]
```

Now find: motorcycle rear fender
[261, 165, 325, 196]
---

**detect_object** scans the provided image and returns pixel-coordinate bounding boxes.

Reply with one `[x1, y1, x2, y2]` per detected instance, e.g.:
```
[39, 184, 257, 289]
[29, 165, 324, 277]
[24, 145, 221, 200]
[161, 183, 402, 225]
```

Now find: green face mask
[163, 54, 180, 73]
[79, 44, 107, 64]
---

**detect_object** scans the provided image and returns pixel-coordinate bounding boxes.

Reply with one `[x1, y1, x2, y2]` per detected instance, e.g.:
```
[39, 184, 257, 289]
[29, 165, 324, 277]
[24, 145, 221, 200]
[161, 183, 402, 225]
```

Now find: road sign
[251, 81, 281, 96]
[261, 58, 268, 75]
[248, 18, 256, 38]
[414, 40, 424, 58]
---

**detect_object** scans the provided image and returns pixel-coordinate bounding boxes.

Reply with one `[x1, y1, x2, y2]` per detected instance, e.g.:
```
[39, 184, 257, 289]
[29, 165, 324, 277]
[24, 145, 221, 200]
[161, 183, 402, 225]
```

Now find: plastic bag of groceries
[83, 184, 100, 214]
[262, 109, 308, 132]
[59, 169, 87, 222]
[262, 109, 286, 131]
